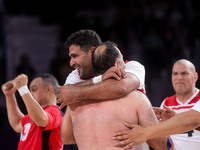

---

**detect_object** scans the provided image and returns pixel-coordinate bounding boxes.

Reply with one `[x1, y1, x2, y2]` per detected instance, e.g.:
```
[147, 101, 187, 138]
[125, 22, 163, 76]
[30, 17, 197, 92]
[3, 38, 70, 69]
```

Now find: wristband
[18, 85, 30, 97]
[92, 75, 102, 84]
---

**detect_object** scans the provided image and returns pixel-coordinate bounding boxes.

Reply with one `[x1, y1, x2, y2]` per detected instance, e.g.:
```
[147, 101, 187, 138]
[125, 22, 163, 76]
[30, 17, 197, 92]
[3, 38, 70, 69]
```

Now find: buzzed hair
[174, 59, 196, 73]
[92, 41, 120, 75]
[64, 29, 102, 53]
[34, 73, 59, 95]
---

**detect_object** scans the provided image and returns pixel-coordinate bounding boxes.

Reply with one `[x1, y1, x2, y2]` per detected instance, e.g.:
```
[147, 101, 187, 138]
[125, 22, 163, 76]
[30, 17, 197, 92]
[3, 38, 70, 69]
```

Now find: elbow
[61, 133, 75, 144]
[184, 110, 200, 130]
[9, 119, 23, 133]
[115, 86, 130, 97]
[13, 126, 22, 133]
[192, 119, 200, 128]
[35, 116, 49, 127]
[191, 111, 200, 127]
[147, 136, 168, 150]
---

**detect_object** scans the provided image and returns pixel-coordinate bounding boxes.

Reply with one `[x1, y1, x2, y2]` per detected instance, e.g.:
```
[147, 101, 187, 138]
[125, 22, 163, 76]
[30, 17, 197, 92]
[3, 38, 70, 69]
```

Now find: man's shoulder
[44, 105, 60, 110]
[44, 105, 63, 115]
[65, 69, 83, 84]
[165, 94, 176, 100]
[68, 69, 79, 76]
[125, 60, 144, 67]
[197, 88, 200, 96]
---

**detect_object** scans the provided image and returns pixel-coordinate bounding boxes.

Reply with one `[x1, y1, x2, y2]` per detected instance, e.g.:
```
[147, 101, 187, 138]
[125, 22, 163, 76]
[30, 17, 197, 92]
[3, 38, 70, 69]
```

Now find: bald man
[112, 100, 200, 149]
[156, 59, 200, 150]
[114, 59, 200, 150]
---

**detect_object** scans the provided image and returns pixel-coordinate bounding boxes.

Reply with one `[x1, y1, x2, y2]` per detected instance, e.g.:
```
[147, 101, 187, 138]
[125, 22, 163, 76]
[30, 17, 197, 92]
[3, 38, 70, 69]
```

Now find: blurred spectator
[15, 54, 35, 81]
[49, 46, 73, 85]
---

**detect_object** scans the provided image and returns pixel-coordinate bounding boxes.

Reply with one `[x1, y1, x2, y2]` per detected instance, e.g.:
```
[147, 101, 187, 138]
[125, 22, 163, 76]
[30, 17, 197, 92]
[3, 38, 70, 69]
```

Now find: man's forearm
[57, 73, 140, 106]
[22, 93, 48, 127]
[74, 79, 128, 100]
[146, 110, 200, 139]
[74, 73, 139, 100]
[73, 79, 93, 87]
[6, 95, 24, 132]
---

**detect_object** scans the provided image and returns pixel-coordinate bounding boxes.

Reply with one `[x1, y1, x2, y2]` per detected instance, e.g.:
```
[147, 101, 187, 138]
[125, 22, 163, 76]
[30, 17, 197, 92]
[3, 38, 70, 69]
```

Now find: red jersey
[17, 105, 63, 150]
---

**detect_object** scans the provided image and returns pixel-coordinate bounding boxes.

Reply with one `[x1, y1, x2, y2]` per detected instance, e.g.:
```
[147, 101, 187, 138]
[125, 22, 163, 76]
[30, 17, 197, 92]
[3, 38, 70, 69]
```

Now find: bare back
[68, 90, 160, 150]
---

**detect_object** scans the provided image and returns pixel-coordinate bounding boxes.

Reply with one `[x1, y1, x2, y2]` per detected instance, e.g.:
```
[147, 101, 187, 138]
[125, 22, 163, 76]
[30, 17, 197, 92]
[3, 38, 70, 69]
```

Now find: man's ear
[115, 61, 120, 67]
[47, 85, 53, 94]
[90, 47, 96, 52]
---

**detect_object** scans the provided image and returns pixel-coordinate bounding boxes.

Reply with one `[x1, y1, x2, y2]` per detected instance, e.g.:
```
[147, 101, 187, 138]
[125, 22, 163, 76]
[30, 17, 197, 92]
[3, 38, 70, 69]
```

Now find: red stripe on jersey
[137, 88, 146, 94]
[163, 89, 200, 109]
[170, 105, 194, 110]
[125, 60, 129, 64]
[80, 77, 91, 80]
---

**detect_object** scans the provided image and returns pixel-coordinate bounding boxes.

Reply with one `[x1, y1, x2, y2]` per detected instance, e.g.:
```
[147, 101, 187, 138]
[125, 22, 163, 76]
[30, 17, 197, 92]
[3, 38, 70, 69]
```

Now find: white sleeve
[160, 100, 166, 108]
[125, 61, 145, 88]
[64, 70, 84, 85]
[191, 100, 200, 112]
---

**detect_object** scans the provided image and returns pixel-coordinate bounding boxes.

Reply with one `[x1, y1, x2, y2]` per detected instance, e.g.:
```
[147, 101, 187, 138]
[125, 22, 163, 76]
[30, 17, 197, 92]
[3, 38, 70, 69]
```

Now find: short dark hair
[64, 29, 102, 53]
[34, 73, 59, 95]
[92, 41, 120, 75]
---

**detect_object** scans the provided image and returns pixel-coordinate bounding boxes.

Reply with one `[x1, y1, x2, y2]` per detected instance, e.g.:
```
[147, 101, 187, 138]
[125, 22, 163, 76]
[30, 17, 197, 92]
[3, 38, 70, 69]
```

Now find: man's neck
[176, 88, 197, 103]
[41, 98, 57, 108]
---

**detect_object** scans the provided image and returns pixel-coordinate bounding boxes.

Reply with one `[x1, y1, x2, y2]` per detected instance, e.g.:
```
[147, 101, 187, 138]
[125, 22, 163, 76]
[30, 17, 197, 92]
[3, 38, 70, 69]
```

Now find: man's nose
[70, 59, 75, 67]
[177, 74, 183, 79]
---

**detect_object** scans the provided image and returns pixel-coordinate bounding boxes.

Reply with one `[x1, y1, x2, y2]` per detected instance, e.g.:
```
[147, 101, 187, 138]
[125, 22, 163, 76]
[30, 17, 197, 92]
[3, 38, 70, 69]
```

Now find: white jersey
[160, 89, 200, 150]
[65, 60, 145, 92]
[192, 99, 200, 112]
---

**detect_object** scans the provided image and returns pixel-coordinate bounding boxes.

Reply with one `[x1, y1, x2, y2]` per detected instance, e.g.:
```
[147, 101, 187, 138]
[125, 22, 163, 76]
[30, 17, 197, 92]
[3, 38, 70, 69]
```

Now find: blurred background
[0, 0, 200, 149]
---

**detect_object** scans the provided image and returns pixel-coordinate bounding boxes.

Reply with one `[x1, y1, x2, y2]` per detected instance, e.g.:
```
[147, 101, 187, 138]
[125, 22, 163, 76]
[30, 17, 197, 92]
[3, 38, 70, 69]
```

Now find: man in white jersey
[112, 59, 200, 149]
[57, 29, 145, 108]
[61, 41, 168, 150]
[113, 100, 200, 149]
[156, 59, 200, 150]
[56, 29, 148, 149]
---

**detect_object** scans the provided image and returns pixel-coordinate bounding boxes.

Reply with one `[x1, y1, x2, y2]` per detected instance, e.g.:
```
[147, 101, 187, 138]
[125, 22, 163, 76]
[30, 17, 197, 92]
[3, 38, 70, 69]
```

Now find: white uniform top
[65, 60, 145, 92]
[191, 99, 200, 112]
[160, 89, 200, 150]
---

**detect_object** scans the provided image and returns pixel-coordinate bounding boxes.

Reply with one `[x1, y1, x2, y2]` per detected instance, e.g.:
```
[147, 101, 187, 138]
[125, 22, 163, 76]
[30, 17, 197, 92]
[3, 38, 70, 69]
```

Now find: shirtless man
[61, 41, 168, 150]
[112, 101, 200, 149]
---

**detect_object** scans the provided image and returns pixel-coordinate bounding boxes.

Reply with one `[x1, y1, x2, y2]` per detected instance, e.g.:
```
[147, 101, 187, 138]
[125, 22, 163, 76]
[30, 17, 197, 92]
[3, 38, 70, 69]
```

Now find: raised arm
[1, 81, 24, 132]
[60, 108, 76, 144]
[14, 74, 49, 127]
